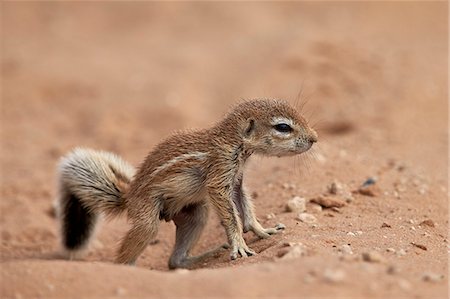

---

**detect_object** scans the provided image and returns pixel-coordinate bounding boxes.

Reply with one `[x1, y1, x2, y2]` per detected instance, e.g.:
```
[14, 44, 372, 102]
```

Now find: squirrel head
[232, 99, 318, 157]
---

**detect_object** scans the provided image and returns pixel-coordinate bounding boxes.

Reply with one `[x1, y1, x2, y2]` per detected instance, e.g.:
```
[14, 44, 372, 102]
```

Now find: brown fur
[58, 99, 318, 268]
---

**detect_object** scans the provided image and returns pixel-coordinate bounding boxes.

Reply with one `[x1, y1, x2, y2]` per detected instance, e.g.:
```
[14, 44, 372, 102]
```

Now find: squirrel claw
[230, 244, 256, 260]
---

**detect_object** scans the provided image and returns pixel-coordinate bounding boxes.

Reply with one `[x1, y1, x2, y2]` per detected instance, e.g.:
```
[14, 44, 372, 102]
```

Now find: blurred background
[3, 2, 446, 166]
[1, 2, 448, 298]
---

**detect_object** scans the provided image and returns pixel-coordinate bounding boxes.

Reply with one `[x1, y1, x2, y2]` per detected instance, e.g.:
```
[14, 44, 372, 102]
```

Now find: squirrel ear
[244, 119, 255, 138]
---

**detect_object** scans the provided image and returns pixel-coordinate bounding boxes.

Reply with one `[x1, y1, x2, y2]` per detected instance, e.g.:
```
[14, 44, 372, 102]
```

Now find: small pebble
[344, 194, 354, 203]
[331, 207, 341, 213]
[419, 219, 435, 227]
[358, 184, 379, 197]
[285, 196, 306, 213]
[411, 242, 427, 251]
[381, 222, 391, 228]
[309, 203, 323, 212]
[328, 180, 343, 195]
[340, 244, 353, 254]
[386, 248, 396, 253]
[266, 213, 275, 220]
[310, 195, 346, 208]
[362, 177, 377, 187]
[323, 268, 346, 283]
[282, 241, 299, 247]
[362, 251, 385, 263]
[422, 272, 444, 282]
[397, 249, 406, 256]
[347, 232, 356, 236]
[278, 244, 307, 259]
[297, 213, 317, 224]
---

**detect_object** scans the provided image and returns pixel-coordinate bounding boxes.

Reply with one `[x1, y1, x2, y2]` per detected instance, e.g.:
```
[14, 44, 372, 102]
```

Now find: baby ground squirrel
[57, 99, 318, 269]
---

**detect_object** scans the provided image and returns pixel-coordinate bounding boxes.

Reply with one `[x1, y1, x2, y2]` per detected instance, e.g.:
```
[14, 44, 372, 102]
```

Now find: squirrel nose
[308, 130, 318, 143]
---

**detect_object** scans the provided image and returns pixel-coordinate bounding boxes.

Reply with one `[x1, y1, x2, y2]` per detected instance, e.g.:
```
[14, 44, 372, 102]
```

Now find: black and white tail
[57, 148, 135, 256]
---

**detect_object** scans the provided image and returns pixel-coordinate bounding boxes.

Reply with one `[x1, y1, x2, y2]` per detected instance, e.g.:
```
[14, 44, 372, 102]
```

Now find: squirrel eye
[273, 123, 293, 133]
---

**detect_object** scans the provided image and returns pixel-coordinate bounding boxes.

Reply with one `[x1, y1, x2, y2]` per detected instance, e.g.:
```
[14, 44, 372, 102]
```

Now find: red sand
[1, 2, 448, 298]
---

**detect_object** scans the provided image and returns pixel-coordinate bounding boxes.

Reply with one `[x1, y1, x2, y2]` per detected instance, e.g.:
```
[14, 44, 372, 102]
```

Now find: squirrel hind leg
[168, 203, 226, 269]
[59, 189, 99, 257]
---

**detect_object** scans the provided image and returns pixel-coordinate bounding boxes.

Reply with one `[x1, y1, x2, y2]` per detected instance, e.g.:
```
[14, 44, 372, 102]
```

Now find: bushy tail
[57, 148, 135, 255]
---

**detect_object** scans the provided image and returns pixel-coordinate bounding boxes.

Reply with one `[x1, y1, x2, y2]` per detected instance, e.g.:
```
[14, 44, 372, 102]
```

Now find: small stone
[331, 207, 341, 213]
[347, 232, 356, 236]
[282, 241, 299, 247]
[310, 196, 346, 208]
[411, 242, 427, 251]
[422, 272, 444, 282]
[358, 184, 379, 197]
[419, 219, 435, 227]
[297, 213, 317, 224]
[344, 193, 354, 203]
[278, 244, 307, 259]
[266, 213, 275, 220]
[396, 249, 406, 256]
[328, 180, 343, 195]
[386, 248, 396, 253]
[285, 196, 306, 213]
[381, 222, 391, 228]
[355, 230, 363, 235]
[362, 177, 377, 187]
[309, 203, 323, 212]
[340, 244, 353, 254]
[362, 251, 385, 263]
[323, 268, 346, 283]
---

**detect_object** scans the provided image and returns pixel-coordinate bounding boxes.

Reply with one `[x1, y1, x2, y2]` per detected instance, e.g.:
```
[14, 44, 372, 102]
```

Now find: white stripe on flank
[149, 151, 208, 178]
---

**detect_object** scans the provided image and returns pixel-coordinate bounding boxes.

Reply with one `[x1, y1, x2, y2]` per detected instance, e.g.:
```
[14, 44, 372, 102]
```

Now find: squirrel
[56, 99, 318, 269]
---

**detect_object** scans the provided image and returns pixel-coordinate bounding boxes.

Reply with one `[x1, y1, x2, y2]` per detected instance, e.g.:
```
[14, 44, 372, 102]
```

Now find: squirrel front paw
[230, 240, 256, 260]
[252, 223, 286, 239]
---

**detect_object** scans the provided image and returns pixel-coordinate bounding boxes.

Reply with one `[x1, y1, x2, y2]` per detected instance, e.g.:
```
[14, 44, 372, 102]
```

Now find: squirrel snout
[308, 130, 318, 143]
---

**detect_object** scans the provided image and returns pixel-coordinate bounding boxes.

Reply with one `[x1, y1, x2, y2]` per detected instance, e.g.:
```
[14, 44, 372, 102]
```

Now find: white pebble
[340, 244, 353, 254]
[297, 213, 317, 224]
[286, 196, 306, 213]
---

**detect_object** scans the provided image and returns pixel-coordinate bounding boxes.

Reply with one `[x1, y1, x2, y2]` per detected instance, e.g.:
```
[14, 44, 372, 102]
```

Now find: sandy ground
[1, 2, 448, 299]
